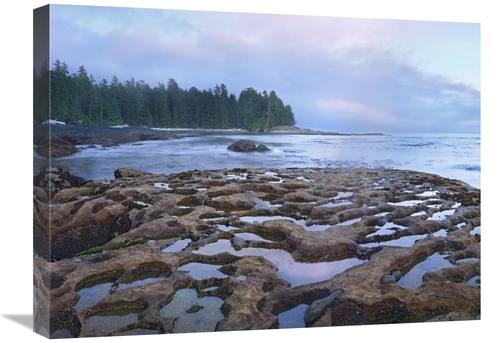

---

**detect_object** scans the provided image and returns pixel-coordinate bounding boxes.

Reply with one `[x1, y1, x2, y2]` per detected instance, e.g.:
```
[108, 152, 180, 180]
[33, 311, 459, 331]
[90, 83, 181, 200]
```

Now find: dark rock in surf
[227, 139, 270, 152]
[35, 137, 80, 158]
[228, 140, 256, 152]
[255, 144, 271, 152]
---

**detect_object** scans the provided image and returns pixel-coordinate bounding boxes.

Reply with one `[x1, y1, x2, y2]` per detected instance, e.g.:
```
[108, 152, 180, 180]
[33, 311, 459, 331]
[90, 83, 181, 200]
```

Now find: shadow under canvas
[3, 314, 33, 331]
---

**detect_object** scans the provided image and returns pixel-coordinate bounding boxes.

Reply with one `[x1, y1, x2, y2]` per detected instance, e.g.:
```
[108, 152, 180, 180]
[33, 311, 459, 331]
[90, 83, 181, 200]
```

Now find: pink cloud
[459, 120, 480, 127]
[317, 99, 397, 123]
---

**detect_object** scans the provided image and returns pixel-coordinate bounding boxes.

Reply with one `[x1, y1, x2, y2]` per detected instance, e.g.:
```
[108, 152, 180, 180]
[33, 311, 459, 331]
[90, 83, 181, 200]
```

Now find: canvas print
[33, 4, 480, 339]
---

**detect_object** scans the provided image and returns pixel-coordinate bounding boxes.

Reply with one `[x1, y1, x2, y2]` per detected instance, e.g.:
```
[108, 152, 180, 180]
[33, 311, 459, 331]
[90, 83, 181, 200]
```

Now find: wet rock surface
[33, 124, 178, 158]
[33, 166, 480, 337]
[227, 139, 271, 152]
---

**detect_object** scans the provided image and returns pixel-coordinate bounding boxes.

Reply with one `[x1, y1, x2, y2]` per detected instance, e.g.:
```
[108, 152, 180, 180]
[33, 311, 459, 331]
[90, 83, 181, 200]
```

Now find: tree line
[33, 60, 296, 130]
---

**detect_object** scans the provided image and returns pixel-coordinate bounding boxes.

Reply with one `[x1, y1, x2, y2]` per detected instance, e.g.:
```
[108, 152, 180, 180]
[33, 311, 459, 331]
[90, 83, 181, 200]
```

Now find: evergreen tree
[34, 61, 50, 124]
[45, 61, 297, 129]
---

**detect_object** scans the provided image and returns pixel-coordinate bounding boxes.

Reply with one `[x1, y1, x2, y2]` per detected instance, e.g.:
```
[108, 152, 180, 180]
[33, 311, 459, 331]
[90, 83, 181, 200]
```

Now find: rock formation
[33, 124, 179, 158]
[227, 140, 270, 152]
[33, 166, 480, 338]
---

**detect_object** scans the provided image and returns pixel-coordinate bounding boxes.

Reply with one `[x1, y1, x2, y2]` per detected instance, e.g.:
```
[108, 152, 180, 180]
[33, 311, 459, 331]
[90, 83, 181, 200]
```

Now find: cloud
[48, 5, 480, 133]
[316, 99, 396, 122]
[460, 120, 481, 127]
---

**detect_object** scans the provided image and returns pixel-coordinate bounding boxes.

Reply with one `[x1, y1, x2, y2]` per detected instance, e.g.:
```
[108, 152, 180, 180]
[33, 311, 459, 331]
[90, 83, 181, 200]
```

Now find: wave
[452, 164, 481, 172]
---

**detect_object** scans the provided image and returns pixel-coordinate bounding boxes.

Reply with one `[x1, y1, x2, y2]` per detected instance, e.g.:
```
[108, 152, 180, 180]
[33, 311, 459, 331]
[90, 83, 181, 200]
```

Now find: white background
[1, 1, 496, 342]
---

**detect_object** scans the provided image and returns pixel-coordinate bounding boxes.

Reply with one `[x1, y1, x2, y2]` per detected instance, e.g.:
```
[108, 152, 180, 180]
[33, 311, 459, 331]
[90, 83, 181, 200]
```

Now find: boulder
[227, 140, 270, 152]
[228, 140, 256, 152]
[255, 144, 271, 152]
[114, 167, 153, 179]
[33, 165, 87, 197]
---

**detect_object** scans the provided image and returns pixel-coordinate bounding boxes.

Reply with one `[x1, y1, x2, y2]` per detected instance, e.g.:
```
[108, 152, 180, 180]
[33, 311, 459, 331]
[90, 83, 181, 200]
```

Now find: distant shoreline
[263, 126, 385, 136]
[33, 123, 385, 158]
[153, 125, 385, 136]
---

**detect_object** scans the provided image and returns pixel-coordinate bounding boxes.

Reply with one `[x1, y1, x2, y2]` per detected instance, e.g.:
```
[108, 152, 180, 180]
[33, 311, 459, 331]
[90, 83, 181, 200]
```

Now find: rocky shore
[33, 124, 384, 158]
[33, 165, 480, 338]
[33, 124, 180, 158]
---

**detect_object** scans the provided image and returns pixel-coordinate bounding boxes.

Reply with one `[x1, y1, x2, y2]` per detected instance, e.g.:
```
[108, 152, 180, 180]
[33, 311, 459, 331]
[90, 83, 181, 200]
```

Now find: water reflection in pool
[470, 226, 481, 235]
[178, 262, 228, 280]
[239, 215, 342, 232]
[159, 288, 224, 333]
[75, 282, 113, 312]
[162, 238, 191, 253]
[86, 312, 139, 333]
[278, 304, 308, 328]
[366, 222, 406, 237]
[360, 233, 428, 248]
[235, 232, 272, 242]
[397, 253, 453, 288]
[194, 239, 365, 287]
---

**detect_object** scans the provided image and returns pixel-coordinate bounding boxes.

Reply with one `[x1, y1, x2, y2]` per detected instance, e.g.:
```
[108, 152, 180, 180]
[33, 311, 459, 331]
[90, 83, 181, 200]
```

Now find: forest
[33, 60, 296, 130]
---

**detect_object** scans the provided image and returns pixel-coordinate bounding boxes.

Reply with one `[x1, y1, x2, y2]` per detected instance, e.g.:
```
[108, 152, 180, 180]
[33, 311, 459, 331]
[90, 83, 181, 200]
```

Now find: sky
[46, 3, 480, 134]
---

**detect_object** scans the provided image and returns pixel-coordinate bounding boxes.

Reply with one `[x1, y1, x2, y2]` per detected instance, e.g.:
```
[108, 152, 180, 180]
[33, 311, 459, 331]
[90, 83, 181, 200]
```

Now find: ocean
[34, 132, 481, 189]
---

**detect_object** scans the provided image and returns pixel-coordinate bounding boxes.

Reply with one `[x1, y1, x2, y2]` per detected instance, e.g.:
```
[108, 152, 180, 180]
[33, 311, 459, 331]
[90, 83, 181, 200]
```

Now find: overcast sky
[47, 4, 480, 134]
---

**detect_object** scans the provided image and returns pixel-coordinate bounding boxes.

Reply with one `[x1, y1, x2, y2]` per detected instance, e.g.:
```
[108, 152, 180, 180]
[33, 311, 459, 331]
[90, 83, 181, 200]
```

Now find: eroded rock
[33, 166, 481, 337]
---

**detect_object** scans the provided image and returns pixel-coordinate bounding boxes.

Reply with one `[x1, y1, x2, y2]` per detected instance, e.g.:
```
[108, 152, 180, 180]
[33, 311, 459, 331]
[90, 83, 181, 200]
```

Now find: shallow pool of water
[397, 252, 453, 288]
[318, 200, 353, 208]
[373, 211, 390, 217]
[159, 288, 225, 333]
[278, 304, 308, 328]
[467, 275, 480, 287]
[470, 226, 481, 235]
[360, 233, 428, 248]
[427, 209, 455, 221]
[226, 173, 248, 180]
[217, 224, 240, 231]
[303, 223, 334, 232]
[433, 229, 448, 237]
[416, 190, 439, 198]
[334, 192, 353, 199]
[235, 232, 272, 242]
[194, 239, 365, 287]
[119, 277, 164, 290]
[162, 238, 191, 253]
[75, 282, 113, 312]
[388, 200, 425, 207]
[239, 215, 332, 231]
[366, 222, 406, 237]
[333, 218, 362, 226]
[86, 312, 138, 333]
[177, 262, 228, 280]
[239, 215, 307, 226]
[154, 182, 171, 190]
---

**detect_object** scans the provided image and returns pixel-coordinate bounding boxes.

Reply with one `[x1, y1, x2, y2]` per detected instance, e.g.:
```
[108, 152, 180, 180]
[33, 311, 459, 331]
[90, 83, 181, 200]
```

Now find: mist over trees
[34, 60, 296, 130]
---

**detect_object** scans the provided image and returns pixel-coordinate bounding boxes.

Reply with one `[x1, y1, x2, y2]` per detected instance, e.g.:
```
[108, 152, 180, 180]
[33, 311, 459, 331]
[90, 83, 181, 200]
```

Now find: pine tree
[46, 61, 297, 129]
